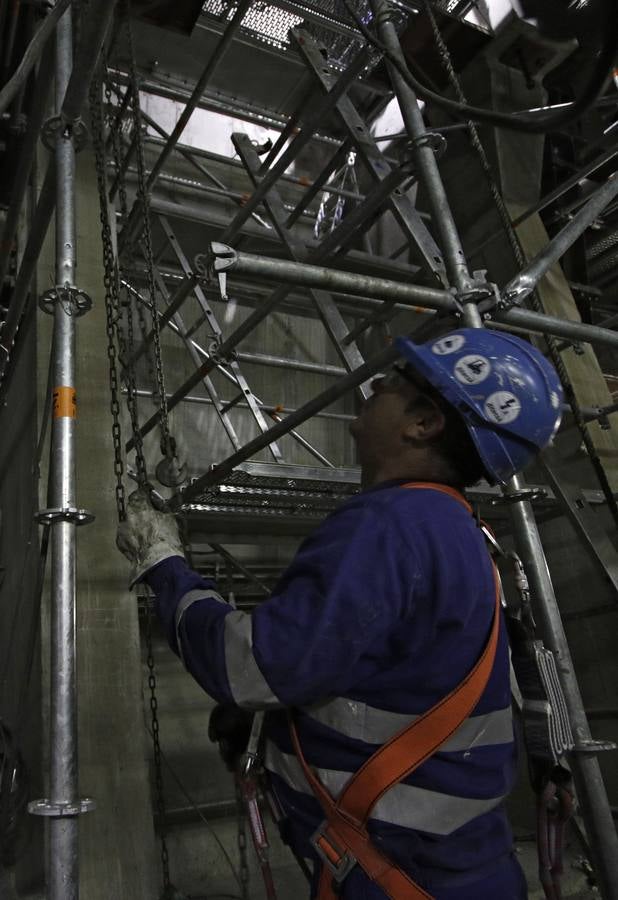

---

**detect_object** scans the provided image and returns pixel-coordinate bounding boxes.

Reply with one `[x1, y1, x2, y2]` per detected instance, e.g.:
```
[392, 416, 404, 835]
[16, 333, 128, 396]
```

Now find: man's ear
[402, 400, 446, 444]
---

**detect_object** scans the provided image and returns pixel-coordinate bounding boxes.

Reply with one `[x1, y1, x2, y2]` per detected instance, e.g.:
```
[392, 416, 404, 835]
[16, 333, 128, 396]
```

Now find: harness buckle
[311, 822, 357, 883]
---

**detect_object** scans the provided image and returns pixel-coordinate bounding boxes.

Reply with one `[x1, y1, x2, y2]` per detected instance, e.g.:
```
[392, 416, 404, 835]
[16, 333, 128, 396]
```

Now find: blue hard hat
[395, 329, 563, 484]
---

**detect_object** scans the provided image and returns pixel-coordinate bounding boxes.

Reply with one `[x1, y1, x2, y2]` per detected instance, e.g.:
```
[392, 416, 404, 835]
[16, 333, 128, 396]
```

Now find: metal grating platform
[184, 461, 361, 517]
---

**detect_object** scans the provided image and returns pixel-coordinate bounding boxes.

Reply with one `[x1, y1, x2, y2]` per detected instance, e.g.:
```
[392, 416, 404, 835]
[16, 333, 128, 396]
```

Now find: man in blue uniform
[118, 329, 563, 899]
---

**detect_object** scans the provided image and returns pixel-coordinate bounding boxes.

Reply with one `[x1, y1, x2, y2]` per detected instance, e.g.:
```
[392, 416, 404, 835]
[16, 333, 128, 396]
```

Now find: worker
[117, 328, 563, 900]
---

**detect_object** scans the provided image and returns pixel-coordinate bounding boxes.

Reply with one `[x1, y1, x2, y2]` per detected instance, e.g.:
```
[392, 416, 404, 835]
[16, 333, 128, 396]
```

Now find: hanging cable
[342, 0, 618, 134]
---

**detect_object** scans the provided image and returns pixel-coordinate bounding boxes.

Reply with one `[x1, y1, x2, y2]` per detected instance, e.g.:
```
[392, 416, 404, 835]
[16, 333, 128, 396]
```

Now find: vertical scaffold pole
[370, 0, 477, 301]
[372, 3, 618, 898]
[505, 477, 618, 900]
[50, 10, 79, 897]
[27, 5, 96, 897]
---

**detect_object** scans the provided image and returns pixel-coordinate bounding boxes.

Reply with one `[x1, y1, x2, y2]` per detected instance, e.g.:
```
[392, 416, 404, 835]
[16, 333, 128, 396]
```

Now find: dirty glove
[116, 489, 185, 588]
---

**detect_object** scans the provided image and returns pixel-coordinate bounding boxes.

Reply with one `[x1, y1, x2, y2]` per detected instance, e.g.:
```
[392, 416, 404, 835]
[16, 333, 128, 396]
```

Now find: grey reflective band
[224, 611, 282, 710]
[265, 741, 505, 836]
[302, 697, 514, 752]
[175, 588, 226, 668]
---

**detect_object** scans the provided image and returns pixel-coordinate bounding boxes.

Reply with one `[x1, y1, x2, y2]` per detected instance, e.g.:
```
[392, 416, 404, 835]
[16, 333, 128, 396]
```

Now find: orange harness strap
[289, 483, 501, 900]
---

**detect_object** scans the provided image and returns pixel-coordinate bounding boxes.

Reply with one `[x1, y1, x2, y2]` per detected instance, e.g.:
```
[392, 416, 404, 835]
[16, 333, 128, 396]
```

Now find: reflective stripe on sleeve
[264, 740, 505, 836]
[302, 696, 514, 752]
[175, 588, 227, 668]
[224, 611, 282, 710]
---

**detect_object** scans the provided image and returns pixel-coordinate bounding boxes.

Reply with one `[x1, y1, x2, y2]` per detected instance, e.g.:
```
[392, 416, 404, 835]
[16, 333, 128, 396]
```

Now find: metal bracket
[36, 507, 95, 526]
[554, 339, 585, 355]
[491, 488, 549, 504]
[408, 130, 447, 161]
[41, 115, 89, 152]
[195, 242, 238, 302]
[28, 797, 96, 817]
[39, 285, 93, 317]
[457, 269, 501, 317]
[573, 739, 618, 755]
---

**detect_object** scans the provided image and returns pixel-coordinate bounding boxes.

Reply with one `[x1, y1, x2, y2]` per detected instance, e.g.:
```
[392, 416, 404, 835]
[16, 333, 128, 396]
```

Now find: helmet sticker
[454, 355, 491, 385]
[484, 391, 522, 424]
[431, 334, 465, 355]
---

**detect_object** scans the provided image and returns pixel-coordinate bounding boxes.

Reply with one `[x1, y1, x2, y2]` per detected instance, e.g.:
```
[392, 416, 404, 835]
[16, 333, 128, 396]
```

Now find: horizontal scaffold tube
[209, 245, 618, 350]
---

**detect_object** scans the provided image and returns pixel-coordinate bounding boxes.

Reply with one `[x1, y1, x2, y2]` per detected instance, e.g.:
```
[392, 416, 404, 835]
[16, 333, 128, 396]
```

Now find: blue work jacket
[146, 480, 524, 898]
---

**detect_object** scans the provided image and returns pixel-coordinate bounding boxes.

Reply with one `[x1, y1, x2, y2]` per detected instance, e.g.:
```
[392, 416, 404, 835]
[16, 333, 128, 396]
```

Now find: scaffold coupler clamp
[196, 243, 237, 302]
[499, 274, 535, 310]
[39, 283, 93, 317]
[407, 130, 447, 162]
[456, 269, 500, 318]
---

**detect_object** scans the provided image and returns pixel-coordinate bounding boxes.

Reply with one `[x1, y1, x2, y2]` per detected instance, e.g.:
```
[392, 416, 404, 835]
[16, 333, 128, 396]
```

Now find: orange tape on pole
[53, 386, 77, 419]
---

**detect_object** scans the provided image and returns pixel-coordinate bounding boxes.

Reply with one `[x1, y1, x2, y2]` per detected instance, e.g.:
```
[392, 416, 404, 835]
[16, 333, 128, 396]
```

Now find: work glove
[116, 489, 185, 588]
[208, 704, 253, 772]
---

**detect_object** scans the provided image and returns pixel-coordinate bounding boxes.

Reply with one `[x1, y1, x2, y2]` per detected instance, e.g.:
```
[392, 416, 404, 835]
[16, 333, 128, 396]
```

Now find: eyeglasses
[375, 364, 426, 391]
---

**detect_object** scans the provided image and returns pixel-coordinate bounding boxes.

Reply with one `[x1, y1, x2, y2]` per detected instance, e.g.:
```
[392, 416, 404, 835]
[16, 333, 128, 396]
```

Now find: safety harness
[289, 482, 501, 900]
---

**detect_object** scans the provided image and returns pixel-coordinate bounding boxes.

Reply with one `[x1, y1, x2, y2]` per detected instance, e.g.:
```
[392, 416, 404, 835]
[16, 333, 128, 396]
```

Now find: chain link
[106, 78, 130, 222]
[124, 286, 149, 486]
[423, 0, 618, 526]
[124, 4, 175, 462]
[91, 63, 176, 896]
[89, 68, 127, 521]
[235, 779, 250, 900]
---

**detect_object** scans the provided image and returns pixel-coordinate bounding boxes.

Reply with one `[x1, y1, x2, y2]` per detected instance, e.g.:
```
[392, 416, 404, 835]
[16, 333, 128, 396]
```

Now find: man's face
[349, 366, 424, 465]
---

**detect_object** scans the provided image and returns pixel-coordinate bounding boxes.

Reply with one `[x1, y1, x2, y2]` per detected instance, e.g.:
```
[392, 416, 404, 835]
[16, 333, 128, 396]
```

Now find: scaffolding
[1, 0, 618, 897]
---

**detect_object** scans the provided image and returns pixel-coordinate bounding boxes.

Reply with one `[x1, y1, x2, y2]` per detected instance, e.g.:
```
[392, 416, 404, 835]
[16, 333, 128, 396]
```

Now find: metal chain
[102, 67, 159, 421]
[124, 4, 175, 462]
[423, 0, 618, 526]
[235, 779, 250, 900]
[144, 597, 173, 894]
[124, 285, 149, 486]
[105, 77, 129, 222]
[89, 68, 127, 521]
[134, 283, 158, 403]
[92, 55, 180, 900]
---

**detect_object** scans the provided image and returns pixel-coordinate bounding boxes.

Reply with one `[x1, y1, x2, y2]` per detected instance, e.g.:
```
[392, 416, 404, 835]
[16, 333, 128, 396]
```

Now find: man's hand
[116, 490, 185, 587]
[208, 704, 253, 772]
